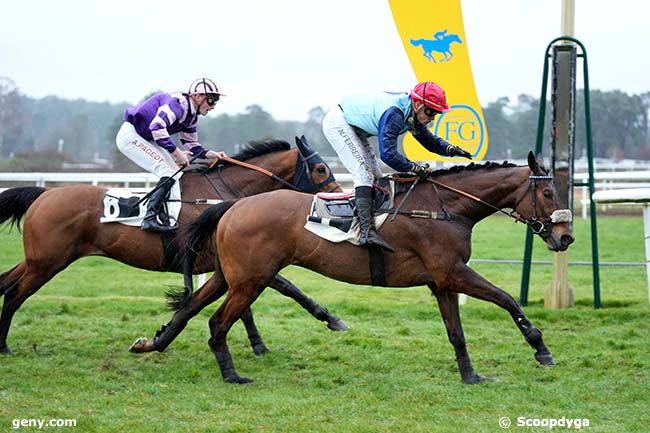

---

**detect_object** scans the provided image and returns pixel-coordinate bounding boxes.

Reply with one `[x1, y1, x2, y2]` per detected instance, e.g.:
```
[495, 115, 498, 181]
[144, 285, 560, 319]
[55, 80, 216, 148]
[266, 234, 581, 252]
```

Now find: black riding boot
[354, 186, 394, 252]
[141, 177, 177, 232]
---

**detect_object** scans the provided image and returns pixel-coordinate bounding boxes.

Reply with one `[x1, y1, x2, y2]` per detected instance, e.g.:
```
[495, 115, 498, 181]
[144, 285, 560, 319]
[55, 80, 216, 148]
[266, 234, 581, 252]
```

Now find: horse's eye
[316, 166, 327, 174]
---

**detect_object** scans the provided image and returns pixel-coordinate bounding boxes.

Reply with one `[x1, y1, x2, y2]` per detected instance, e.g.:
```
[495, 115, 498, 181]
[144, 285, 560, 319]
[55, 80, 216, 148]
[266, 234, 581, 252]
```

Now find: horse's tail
[409, 38, 424, 47]
[169, 200, 238, 311]
[0, 187, 47, 232]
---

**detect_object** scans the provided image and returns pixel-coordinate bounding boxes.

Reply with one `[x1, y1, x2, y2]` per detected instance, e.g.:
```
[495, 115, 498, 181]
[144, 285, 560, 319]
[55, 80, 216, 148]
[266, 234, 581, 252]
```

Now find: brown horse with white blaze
[0, 138, 345, 355]
[181, 152, 574, 384]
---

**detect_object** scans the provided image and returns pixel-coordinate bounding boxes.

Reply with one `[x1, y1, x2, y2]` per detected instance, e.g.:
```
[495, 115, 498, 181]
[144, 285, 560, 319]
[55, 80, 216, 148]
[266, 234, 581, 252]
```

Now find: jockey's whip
[134, 154, 202, 207]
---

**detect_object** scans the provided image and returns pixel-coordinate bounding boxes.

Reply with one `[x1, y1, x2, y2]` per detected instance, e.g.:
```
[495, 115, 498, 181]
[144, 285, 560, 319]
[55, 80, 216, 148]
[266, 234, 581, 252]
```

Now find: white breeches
[322, 105, 383, 188]
[115, 122, 179, 178]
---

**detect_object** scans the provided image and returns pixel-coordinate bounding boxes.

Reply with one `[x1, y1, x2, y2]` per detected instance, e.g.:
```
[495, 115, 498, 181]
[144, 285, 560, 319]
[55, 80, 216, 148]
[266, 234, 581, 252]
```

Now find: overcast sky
[1, 0, 648, 120]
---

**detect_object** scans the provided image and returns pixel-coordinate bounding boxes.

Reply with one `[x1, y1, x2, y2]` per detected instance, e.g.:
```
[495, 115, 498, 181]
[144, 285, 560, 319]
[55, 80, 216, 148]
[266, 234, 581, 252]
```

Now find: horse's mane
[427, 161, 518, 178]
[231, 139, 291, 161]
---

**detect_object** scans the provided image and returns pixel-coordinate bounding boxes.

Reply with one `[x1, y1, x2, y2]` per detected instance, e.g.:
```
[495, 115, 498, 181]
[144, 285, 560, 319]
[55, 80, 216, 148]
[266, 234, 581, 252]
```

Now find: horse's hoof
[535, 351, 555, 366]
[0, 345, 13, 355]
[252, 343, 269, 356]
[129, 337, 155, 353]
[462, 373, 490, 384]
[224, 375, 254, 385]
[327, 318, 349, 332]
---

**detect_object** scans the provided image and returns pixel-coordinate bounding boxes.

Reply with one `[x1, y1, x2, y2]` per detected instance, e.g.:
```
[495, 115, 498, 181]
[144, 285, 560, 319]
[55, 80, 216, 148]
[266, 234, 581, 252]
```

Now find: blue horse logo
[410, 30, 463, 63]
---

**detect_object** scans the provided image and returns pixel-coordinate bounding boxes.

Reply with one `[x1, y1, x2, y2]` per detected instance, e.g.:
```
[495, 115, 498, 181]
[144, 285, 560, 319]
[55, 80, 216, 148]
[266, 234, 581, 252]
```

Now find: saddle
[305, 178, 394, 241]
[100, 179, 183, 227]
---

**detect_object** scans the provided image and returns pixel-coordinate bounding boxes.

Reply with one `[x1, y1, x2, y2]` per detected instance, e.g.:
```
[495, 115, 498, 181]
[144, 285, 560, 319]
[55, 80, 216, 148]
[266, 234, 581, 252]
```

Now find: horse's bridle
[511, 174, 572, 238]
[428, 173, 572, 238]
[293, 147, 338, 193]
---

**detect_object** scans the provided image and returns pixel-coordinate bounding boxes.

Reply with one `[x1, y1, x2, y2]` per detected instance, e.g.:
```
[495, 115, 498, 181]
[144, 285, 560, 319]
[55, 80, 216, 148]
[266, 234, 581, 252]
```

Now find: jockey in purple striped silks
[116, 78, 227, 232]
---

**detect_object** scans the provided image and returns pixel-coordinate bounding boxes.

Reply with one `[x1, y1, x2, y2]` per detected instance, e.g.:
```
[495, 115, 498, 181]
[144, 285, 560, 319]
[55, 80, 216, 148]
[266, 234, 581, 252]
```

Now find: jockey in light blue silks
[322, 81, 472, 252]
[116, 78, 227, 232]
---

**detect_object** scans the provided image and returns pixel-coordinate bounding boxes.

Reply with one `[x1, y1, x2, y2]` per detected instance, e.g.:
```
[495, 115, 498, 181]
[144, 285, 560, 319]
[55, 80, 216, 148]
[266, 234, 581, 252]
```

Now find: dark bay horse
[0, 137, 345, 355]
[180, 152, 574, 384]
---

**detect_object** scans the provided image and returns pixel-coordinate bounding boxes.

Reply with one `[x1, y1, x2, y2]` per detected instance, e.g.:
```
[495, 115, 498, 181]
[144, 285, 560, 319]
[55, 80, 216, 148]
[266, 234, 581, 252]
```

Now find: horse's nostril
[561, 234, 575, 246]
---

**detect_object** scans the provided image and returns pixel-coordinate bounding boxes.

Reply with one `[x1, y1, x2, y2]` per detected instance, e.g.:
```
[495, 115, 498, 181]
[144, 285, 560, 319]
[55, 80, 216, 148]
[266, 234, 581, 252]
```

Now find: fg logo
[433, 104, 485, 158]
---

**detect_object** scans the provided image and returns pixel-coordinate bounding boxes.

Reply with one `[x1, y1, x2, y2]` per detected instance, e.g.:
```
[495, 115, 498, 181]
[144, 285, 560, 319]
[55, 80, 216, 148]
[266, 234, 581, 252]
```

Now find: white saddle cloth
[100, 179, 182, 227]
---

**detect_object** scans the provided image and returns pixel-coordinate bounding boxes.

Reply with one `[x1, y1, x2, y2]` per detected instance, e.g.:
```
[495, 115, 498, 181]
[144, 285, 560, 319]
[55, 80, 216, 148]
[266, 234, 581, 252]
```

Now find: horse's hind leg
[130, 273, 229, 353]
[239, 308, 269, 356]
[0, 263, 26, 353]
[0, 261, 66, 354]
[268, 275, 348, 331]
[446, 263, 555, 368]
[208, 284, 265, 384]
[130, 273, 270, 357]
[429, 284, 487, 384]
[0, 263, 25, 298]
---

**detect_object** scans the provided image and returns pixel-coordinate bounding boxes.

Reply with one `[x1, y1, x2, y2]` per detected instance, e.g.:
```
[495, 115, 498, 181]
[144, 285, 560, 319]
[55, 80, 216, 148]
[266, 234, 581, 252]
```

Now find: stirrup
[360, 229, 394, 253]
[366, 236, 394, 253]
[141, 217, 177, 232]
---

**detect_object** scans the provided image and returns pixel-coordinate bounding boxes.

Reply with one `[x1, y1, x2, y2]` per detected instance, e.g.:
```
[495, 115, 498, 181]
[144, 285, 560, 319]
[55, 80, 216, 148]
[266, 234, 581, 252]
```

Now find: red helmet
[409, 82, 451, 112]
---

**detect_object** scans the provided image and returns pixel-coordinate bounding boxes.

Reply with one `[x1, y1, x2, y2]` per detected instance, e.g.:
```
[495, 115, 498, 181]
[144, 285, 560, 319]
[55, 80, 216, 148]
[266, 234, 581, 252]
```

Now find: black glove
[411, 163, 434, 179]
[446, 144, 472, 159]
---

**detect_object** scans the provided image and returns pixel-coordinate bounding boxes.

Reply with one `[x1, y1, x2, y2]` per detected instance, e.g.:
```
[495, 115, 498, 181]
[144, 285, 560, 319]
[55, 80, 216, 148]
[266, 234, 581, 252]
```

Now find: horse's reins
[428, 178, 529, 224]
[209, 155, 302, 192]
[157, 155, 303, 206]
[391, 173, 571, 235]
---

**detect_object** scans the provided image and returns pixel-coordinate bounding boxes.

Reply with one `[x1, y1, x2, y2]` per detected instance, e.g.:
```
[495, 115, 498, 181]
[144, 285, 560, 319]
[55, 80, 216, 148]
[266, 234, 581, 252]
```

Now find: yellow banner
[389, 0, 488, 161]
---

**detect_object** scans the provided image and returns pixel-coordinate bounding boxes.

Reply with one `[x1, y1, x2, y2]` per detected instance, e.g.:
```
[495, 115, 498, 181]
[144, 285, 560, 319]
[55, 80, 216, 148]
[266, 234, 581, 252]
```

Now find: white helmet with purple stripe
[188, 78, 225, 97]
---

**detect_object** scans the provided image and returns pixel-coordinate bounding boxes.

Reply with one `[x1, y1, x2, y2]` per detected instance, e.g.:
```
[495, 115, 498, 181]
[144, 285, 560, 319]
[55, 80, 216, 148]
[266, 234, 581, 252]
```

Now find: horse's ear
[295, 135, 313, 156]
[527, 151, 540, 173]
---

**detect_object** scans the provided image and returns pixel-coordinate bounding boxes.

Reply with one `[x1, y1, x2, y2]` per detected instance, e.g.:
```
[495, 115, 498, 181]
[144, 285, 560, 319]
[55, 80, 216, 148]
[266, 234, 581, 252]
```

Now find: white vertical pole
[547, 0, 576, 308]
[561, 0, 575, 37]
[643, 203, 650, 302]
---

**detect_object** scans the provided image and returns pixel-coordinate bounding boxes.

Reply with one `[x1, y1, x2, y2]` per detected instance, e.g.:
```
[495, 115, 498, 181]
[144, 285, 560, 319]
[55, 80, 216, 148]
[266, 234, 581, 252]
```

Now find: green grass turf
[0, 216, 647, 432]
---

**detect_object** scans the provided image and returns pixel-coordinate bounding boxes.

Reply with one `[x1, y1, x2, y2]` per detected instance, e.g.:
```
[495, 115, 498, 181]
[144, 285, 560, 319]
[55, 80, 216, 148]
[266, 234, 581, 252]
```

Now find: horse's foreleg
[445, 263, 554, 368]
[130, 273, 229, 353]
[268, 275, 348, 331]
[208, 284, 265, 384]
[428, 284, 487, 384]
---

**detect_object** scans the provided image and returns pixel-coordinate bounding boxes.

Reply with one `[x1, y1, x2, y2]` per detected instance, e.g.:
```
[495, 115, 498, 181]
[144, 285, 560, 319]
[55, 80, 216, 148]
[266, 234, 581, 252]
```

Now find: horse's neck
[423, 167, 529, 222]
